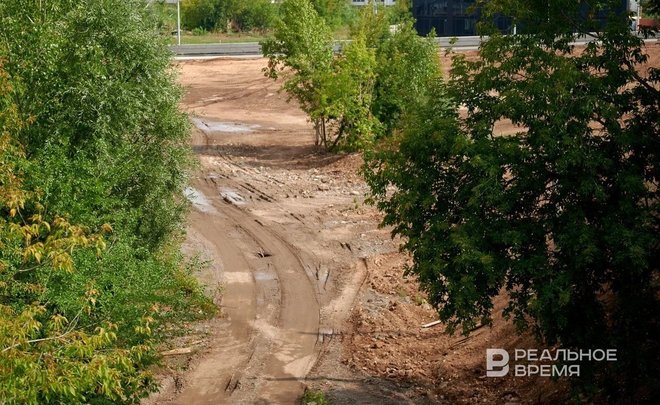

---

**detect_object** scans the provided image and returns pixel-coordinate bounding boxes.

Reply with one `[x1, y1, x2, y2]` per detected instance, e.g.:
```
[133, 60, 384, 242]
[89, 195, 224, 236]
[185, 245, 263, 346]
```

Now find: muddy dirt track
[146, 44, 660, 404]
[145, 57, 375, 404]
[177, 178, 319, 404]
[174, 62, 323, 403]
[143, 56, 559, 405]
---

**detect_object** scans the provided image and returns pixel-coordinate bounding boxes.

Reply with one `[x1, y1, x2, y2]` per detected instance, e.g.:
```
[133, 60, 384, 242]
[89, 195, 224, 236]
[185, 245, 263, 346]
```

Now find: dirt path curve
[146, 58, 372, 404]
[171, 176, 320, 404]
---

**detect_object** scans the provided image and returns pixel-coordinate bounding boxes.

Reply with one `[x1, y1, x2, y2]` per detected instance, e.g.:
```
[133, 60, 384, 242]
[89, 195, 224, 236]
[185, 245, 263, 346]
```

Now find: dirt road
[175, 175, 320, 404]
[169, 59, 320, 404]
[145, 47, 660, 403]
[145, 56, 544, 405]
[143, 57, 376, 404]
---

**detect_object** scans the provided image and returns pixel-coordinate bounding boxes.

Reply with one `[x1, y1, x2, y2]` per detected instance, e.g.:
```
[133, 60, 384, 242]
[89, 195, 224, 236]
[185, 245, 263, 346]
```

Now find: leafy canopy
[0, 0, 214, 402]
[263, 0, 440, 150]
[0, 60, 156, 405]
[365, 0, 658, 399]
[181, 0, 279, 32]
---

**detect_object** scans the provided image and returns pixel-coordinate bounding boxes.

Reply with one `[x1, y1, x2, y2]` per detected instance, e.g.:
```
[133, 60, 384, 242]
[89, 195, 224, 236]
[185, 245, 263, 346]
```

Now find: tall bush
[182, 0, 278, 32]
[365, 0, 658, 399]
[0, 1, 214, 401]
[263, 0, 439, 150]
[262, 0, 335, 146]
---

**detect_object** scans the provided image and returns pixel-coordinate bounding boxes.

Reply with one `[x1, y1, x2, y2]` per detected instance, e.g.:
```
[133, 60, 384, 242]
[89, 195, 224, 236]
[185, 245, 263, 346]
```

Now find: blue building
[412, 0, 634, 37]
[412, 0, 498, 36]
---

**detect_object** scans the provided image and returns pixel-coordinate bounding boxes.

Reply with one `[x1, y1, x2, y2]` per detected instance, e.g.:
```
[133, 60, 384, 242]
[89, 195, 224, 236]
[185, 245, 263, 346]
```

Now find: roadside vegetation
[150, 0, 359, 44]
[1, 0, 656, 402]
[262, 0, 435, 150]
[641, 0, 660, 18]
[0, 0, 214, 403]
[268, 0, 658, 401]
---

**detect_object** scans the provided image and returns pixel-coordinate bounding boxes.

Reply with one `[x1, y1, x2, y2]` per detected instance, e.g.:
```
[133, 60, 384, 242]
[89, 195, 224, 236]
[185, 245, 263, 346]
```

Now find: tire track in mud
[170, 176, 321, 404]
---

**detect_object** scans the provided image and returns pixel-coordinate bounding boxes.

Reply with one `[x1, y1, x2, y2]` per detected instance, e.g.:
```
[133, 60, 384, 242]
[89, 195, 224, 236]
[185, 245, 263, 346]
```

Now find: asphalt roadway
[170, 35, 657, 59]
[170, 36, 483, 58]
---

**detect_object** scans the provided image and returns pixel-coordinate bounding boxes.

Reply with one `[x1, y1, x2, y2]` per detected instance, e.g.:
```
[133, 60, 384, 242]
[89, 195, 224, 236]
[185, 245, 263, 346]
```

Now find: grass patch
[302, 388, 331, 405]
[166, 32, 269, 45]
[165, 25, 351, 45]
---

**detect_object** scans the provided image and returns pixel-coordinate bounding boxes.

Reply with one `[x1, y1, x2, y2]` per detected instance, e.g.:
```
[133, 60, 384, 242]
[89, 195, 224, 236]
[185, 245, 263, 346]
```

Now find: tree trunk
[313, 120, 320, 146]
[321, 118, 327, 148]
[329, 120, 346, 151]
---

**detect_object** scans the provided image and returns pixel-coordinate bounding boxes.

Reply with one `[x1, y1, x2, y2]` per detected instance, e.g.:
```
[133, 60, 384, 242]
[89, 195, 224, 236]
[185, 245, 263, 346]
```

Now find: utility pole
[177, 0, 181, 45]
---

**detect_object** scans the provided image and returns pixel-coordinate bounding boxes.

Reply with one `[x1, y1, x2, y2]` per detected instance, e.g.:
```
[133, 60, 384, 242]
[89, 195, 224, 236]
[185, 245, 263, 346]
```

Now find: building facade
[412, 0, 634, 37]
[412, 0, 510, 36]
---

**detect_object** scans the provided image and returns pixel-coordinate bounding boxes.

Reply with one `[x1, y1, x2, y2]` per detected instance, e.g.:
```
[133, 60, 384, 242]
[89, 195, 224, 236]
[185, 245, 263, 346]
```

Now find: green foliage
[182, 0, 278, 32]
[326, 35, 379, 150]
[365, 0, 658, 399]
[371, 20, 440, 138]
[0, 62, 156, 404]
[1, 0, 192, 247]
[181, 0, 356, 34]
[182, 0, 219, 31]
[0, 0, 215, 402]
[263, 0, 439, 150]
[310, 0, 356, 29]
[147, 0, 179, 35]
[350, 0, 392, 46]
[352, 2, 440, 138]
[262, 0, 335, 146]
[192, 27, 208, 36]
[302, 388, 331, 405]
[263, 0, 379, 151]
[236, 0, 279, 32]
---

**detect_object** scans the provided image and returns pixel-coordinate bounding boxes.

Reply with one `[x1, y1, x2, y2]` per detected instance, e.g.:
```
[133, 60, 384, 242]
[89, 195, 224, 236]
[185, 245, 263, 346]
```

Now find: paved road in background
[169, 36, 483, 57]
[170, 35, 657, 58]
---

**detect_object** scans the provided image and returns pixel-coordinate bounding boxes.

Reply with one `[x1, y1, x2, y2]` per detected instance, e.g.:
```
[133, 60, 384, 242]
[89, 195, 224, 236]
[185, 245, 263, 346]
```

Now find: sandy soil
[146, 57, 382, 404]
[146, 42, 658, 405]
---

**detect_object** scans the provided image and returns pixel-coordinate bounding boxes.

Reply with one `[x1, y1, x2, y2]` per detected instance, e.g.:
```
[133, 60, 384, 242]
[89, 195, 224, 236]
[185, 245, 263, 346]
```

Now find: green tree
[182, 0, 219, 31]
[350, 0, 392, 52]
[365, 0, 658, 399]
[371, 19, 440, 138]
[0, 1, 214, 401]
[351, 2, 440, 139]
[1, 0, 192, 247]
[147, 0, 179, 35]
[264, 0, 438, 150]
[235, 0, 278, 32]
[325, 34, 379, 150]
[262, 0, 335, 146]
[263, 0, 378, 150]
[310, 0, 355, 29]
[182, 0, 278, 32]
[0, 61, 156, 405]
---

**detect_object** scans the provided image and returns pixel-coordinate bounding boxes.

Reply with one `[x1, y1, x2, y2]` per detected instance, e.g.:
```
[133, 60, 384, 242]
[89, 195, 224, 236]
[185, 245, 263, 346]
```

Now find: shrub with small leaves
[365, 0, 658, 400]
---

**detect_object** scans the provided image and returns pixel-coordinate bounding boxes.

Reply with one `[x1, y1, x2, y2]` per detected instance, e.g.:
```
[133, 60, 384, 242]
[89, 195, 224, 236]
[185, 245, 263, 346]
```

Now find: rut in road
[170, 177, 321, 404]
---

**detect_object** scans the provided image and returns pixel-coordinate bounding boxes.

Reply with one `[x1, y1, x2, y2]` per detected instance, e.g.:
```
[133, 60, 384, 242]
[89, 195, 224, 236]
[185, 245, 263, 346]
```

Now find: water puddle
[191, 117, 259, 134]
[184, 187, 217, 213]
[220, 188, 246, 205]
[254, 271, 276, 281]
